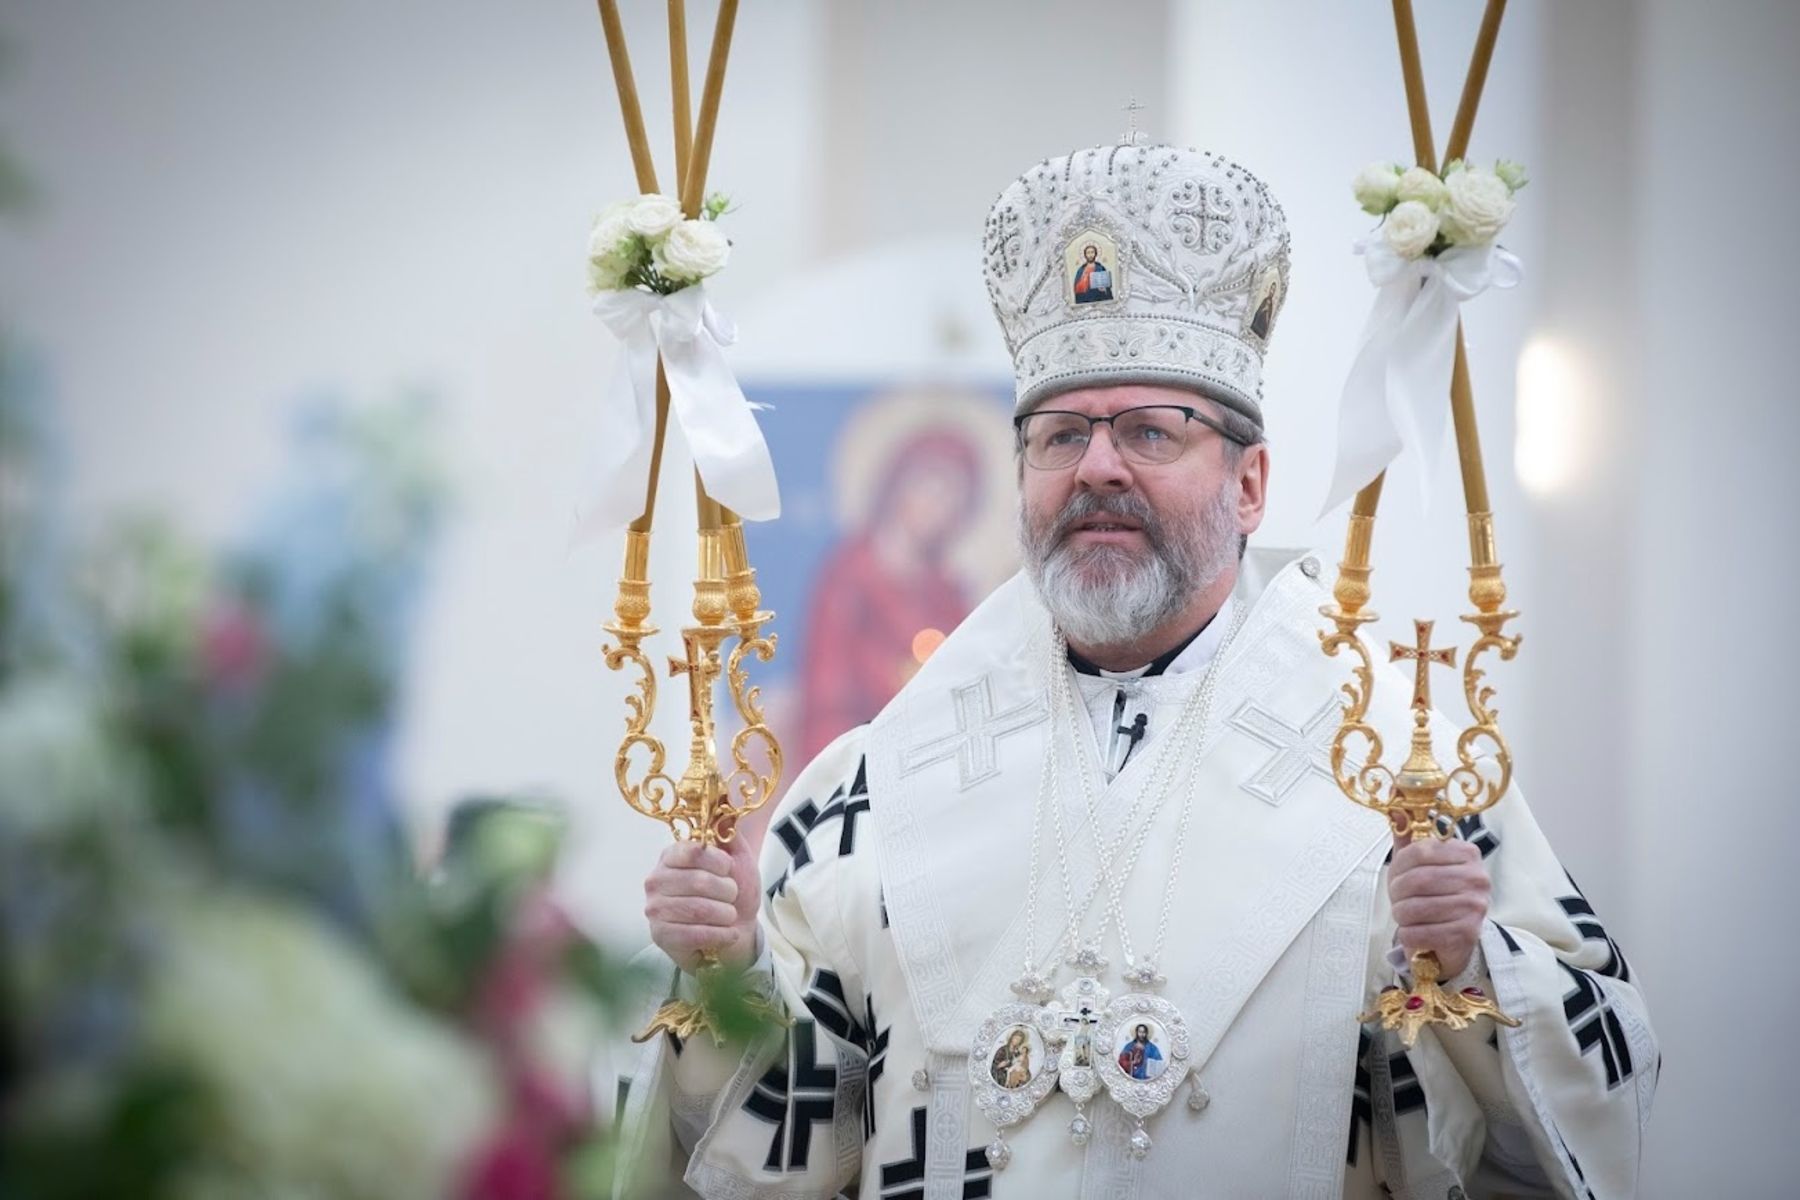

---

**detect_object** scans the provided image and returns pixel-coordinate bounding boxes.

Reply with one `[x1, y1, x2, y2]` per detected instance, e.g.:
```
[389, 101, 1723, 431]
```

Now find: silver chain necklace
[972, 603, 1246, 1169]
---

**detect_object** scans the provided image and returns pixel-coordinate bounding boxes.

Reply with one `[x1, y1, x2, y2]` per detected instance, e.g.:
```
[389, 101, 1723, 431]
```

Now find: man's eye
[1128, 424, 1171, 442]
[1045, 428, 1086, 447]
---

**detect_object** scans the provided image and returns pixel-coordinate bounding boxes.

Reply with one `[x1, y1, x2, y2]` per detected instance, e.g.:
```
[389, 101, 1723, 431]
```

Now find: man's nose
[1073, 424, 1134, 491]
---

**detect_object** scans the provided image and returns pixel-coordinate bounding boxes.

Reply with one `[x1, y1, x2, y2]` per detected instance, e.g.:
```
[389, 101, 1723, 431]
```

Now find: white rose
[1494, 159, 1529, 193]
[586, 248, 634, 294]
[1395, 166, 1449, 211]
[586, 203, 632, 260]
[1382, 199, 1440, 259]
[653, 218, 731, 283]
[624, 192, 683, 239]
[1439, 167, 1516, 246]
[1351, 162, 1402, 216]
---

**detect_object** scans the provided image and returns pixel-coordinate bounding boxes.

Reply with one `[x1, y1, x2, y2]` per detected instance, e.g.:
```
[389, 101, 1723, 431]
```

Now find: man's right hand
[644, 835, 761, 973]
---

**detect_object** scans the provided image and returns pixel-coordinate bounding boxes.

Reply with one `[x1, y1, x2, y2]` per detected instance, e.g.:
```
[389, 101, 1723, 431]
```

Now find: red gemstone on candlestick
[1404, 995, 1424, 1011]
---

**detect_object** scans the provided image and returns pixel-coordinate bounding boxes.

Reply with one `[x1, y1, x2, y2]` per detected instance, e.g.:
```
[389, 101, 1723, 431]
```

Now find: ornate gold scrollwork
[1317, 0, 1525, 1053]
[1320, 609, 1522, 1046]
[722, 622, 782, 822]
[590, 0, 776, 1047]
[604, 638, 680, 823]
[1320, 615, 1397, 815]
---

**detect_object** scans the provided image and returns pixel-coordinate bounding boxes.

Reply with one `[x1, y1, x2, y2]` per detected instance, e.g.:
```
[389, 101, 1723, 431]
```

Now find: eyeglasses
[1013, 404, 1250, 471]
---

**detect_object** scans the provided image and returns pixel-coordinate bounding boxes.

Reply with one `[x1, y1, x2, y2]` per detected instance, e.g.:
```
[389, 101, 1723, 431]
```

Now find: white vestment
[613, 548, 1657, 1199]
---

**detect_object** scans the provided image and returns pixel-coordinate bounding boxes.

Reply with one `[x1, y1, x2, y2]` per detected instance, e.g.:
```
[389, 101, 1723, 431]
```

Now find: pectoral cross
[1060, 999, 1102, 1064]
[1050, 977, 1110, 1105]
[1389, 619, 1456, 712]
[1121, 96, 1147, 146]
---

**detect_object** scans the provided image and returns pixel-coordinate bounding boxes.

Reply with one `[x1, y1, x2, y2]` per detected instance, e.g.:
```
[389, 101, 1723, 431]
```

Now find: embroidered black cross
[1558, 875, 1631, 982]
[802, 969, 865, 1044]
[767, 757, 872, 899]
[799, 970, 890, 1141]
[1559, 961, 1634, 1090]
[1457, 812, 1500, 858]
[766, 796, 825, 899]
[742, 1019, 839, 1172]
[879, 1106, 993, 1200]
[818, 786, 871, 860]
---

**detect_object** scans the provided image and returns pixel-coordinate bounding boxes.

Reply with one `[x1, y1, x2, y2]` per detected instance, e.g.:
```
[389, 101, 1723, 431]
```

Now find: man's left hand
[1387, 834, 1491, 979]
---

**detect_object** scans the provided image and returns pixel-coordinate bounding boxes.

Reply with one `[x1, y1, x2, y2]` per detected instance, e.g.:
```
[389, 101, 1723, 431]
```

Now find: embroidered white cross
[900, 676, 1045, 790]
[1227, 696, 1339, 806]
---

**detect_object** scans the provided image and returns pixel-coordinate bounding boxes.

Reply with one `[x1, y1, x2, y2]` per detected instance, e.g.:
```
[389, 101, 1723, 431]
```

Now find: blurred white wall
[1167, 0, 1545, 734]
[1618, 3, 1800, 1192]
[3, 1, 1797, 1188]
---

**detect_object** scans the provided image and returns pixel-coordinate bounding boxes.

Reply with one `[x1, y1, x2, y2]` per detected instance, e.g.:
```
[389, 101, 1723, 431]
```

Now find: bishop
[617, 143, 1656, 1199]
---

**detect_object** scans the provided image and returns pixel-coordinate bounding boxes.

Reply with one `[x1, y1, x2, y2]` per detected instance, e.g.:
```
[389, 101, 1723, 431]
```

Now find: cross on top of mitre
[1121, 96, 1148, 146]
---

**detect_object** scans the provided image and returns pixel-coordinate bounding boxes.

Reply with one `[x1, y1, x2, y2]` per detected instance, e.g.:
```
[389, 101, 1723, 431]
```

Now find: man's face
[1083, 245, 1098, 263]
[1017, 384, 1268, 650]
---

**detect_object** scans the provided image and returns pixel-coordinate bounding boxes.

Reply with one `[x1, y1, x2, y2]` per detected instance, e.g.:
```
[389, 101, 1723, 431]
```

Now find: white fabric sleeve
[614, 728, 875, 1200]
[1369, 788, 1658, 1200]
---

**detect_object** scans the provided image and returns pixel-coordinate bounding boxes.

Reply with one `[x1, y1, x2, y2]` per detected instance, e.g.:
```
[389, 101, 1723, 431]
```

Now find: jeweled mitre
[982, 144, 1291, 428]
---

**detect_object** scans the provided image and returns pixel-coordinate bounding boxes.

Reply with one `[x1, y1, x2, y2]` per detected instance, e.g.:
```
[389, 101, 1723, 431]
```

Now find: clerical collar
[1066, 609, 1218, 679]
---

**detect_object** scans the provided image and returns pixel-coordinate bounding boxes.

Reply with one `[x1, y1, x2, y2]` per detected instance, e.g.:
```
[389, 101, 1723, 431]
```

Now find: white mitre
[982, 143, 1291, 428]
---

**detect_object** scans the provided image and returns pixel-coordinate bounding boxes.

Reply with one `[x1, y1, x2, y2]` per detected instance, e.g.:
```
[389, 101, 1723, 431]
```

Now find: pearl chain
[1017, 602, 1247, 988]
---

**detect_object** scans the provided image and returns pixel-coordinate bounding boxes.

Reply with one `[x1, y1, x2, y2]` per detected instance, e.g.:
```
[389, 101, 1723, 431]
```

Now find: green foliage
[0, 389, 655, 1196]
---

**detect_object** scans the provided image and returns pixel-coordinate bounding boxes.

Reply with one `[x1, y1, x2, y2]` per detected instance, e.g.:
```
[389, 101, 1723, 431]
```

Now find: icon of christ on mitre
[623, 138, 1656, 1200]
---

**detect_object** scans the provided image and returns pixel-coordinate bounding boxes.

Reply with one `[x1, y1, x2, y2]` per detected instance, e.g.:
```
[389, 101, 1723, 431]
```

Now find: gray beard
[1020, 483, 1239, 654]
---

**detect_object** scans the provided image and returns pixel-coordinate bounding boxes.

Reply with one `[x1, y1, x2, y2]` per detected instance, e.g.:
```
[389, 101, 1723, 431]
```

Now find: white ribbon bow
[583, 284, 779, 533]
[1321, 238, 1522, 514]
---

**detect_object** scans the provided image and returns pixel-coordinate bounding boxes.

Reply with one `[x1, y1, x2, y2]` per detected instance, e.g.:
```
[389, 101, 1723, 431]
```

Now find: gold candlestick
[1326, 619, 1520, 1046]
[593, 0, 781, 1047]
[1321, 0, 1522, 1048]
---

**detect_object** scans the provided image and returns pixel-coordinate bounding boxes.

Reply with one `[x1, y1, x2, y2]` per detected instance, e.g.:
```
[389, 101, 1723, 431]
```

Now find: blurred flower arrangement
[0, 357, 668, 1198]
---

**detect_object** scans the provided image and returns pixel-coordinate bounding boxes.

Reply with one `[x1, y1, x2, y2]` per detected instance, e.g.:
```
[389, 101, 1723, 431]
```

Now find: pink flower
[199, 599, 270, 690]
[461, 1121, 561, 1200]
[473, 890, 576, 1041]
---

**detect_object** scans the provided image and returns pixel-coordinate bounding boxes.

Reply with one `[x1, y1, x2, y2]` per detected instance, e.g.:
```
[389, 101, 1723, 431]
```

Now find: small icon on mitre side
[1064, 229, 1123, 309]
[1244, 259, 1286, 346]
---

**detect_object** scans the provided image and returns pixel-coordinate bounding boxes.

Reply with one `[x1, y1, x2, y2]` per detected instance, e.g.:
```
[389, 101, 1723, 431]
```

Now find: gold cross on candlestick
[668, 633, 719, 722]
[1389, 619, 1457, 712]
[1317, 0, 1522, 1050]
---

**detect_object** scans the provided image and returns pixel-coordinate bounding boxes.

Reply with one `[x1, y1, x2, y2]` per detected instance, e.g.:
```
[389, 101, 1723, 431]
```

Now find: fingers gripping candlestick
[589, 1, 783, 1044]
[1320, 0, 1522, 1048]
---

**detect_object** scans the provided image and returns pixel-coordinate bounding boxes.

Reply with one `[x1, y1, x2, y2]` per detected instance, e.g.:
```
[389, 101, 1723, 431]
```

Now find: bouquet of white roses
[587, 190, 732, 294]
[1351, 158, 1528, 261]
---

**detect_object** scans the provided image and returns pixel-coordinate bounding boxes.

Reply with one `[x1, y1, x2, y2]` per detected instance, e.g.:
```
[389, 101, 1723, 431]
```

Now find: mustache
[1045, 490, 1163, 551]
